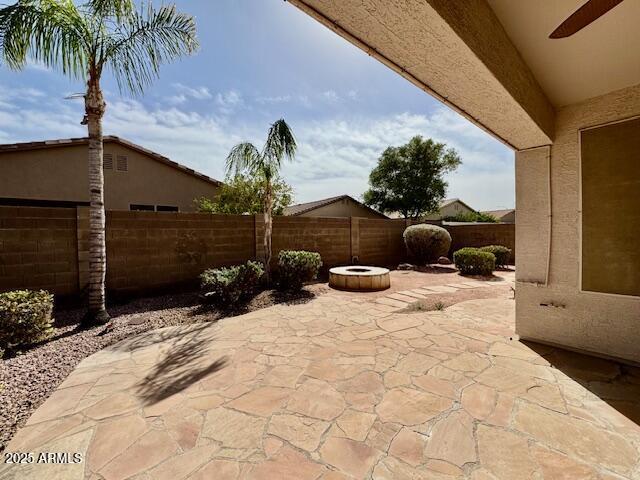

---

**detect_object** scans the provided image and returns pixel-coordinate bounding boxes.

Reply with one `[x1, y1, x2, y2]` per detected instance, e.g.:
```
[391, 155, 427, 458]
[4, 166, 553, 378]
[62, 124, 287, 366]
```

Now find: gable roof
[481, 208, 515, 219]
[387, 198, 476, 219]
[283, 195, 388, 218]
[0, 136, 223, 187]
[440, 198, 475, 211]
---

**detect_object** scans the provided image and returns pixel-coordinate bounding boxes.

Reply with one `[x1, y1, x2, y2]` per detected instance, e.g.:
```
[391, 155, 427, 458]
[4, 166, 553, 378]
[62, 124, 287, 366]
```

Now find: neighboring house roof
[482, 208, 515, 220]
[0, 136, 223, 187]
[283, 195, 388, 218]
[440, 198, 475, 212]
[387, 198, 475, 219]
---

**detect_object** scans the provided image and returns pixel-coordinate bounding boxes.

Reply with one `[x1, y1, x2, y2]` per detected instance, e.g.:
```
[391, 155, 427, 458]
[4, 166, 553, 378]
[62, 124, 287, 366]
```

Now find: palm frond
[262, 119, 297, 172]
[0, 0, 90, 77]
[86, 0, 133, 23]
[226, 142, 261, 176]
[103, 3, 198, 95]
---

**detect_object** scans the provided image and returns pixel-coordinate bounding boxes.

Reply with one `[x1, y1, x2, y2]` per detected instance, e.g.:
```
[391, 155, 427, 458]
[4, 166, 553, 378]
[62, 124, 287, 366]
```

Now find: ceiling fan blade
[549, 0, 624, 38]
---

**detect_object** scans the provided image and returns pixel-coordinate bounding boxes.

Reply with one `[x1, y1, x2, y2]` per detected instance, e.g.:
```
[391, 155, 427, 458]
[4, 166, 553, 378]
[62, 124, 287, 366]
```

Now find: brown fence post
[76, 206, 90, 292]
[350, 217, 360, 263]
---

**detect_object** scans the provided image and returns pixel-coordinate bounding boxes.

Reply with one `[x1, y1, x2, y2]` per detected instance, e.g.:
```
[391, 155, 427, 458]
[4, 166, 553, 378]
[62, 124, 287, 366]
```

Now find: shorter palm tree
[226, 119, 297, 282]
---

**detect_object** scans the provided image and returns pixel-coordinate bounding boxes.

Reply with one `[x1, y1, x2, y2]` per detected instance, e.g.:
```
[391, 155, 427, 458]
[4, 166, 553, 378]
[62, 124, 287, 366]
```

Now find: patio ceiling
[287, 0, 555, 151]
[488, 0, 640, 107]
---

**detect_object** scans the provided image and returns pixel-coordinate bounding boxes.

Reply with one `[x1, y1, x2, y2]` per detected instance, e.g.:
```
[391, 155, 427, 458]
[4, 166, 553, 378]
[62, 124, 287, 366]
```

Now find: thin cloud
[172, 83, 213, 100]
[256, 95, 292, 104]
[322, 90, 339, 103]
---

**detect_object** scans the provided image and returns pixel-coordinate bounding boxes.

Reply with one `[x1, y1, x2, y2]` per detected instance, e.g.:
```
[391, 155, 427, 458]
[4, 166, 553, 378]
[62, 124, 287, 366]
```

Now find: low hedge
[277, 250, 322, 291]
[0, 290, 54, 352]
[200, 261, 264, 307]
[453, 248, 496, 276]
[479, 245, 511, 268]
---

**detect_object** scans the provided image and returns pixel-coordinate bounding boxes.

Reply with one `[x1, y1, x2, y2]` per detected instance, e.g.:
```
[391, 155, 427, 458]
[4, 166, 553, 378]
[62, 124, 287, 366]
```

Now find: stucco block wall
[447, 224, 515, 263]
[515, 83, 640, 364]
[0, 207, 78, 294]
[1, 207, 516, 296]
[257, 216, 352, 268]
[359, 219, 407, 267]
[106, 211, 255, 293]
[0, 143, 219, 212]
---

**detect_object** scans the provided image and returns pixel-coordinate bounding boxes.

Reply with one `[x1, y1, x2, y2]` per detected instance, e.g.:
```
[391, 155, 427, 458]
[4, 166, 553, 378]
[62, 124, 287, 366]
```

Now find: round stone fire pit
[329, 266, 390, 291]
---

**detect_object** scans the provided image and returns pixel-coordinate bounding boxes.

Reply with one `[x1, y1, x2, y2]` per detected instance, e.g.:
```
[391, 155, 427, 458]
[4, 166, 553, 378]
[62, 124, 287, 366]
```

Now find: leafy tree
[363, 136, 461, 219]
[443, 212, 498, 223]
[225, 119, 297, 282]
[195, 174, 293, 215]
[0, 0, 198, 326]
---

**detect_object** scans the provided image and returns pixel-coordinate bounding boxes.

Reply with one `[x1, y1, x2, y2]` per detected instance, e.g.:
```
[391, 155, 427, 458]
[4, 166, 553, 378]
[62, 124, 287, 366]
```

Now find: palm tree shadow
[132, 327, 228, 405]
[524, 341, 640, 426]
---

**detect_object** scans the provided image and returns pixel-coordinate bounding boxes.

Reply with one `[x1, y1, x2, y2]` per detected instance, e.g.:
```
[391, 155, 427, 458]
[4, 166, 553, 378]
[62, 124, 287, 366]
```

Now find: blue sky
[0, 0, 514, 210]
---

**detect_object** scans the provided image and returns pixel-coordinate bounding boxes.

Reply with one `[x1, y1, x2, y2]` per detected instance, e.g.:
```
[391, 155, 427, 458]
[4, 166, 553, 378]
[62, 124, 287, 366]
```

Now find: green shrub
[453, 248, 496, 276]
[0, 290, 54, 351]
[277, 250, 322, 291]
[200, 261, 264, 307]
[403, 224, 452, 264]
[443, 212, 498, 223]
[479, 245, 511, 268]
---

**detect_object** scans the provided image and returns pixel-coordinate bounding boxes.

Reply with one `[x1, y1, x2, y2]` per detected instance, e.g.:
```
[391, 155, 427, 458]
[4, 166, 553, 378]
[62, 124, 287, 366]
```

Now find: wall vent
[103, 153, 113, 169]
[116, 155, 128, 172]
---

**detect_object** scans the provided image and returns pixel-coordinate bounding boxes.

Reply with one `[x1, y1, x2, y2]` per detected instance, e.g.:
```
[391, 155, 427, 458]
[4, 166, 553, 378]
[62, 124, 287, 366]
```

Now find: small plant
[200, 261, 264, 307]
[277, 250, 322, 291]
[403, 224, 452, 264]
[435, 301, 446, 311]
[0, 290, 54, 352]
[479, 245, 511, 268]
[453, 248, 496, 276]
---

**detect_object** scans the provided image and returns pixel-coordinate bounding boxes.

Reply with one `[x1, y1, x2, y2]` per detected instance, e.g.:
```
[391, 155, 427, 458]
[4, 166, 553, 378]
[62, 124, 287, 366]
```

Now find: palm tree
[0, 0, 198, 326]
[226, 119, 297, 283]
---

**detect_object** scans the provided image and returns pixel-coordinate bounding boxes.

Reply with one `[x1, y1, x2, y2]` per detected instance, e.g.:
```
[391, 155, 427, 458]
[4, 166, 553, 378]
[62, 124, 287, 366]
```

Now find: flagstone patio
[2, 282, 639, 479]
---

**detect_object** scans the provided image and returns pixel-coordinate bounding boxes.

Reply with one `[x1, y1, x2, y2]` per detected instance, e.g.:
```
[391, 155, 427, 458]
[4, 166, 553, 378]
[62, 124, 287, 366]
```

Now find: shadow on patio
[526, 341, 640, 426]
[132, 326, 229, 405]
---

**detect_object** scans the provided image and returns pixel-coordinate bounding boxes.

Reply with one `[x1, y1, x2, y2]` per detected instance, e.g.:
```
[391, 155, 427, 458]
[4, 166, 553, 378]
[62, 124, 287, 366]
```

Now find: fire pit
[329, 266, 390, 291]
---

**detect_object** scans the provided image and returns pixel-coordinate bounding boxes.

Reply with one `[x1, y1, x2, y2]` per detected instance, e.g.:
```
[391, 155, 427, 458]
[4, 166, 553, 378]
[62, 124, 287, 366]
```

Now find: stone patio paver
[2, 269, 639, 479]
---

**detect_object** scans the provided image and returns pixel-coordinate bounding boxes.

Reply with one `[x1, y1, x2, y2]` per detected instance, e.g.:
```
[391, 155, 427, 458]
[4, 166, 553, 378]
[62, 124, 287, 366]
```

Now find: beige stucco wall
[0, 142, 219, 212]
[515, 83, 640, 364]
[298, 199, 385, 219]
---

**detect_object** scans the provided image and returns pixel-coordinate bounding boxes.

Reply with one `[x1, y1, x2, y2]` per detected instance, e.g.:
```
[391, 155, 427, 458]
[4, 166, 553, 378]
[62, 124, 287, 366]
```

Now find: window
[103, 153, 113, 170]
[130, 204, 154, 211]
[156, 205, 179, 212]
[116, 155, 128, 172]
[581, 117, 640, 297]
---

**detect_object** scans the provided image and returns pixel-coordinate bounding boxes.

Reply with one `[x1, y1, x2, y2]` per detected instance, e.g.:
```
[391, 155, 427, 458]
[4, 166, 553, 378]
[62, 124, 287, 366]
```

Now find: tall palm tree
[0, 0, 198, 326]
[226, 119, 297, 282]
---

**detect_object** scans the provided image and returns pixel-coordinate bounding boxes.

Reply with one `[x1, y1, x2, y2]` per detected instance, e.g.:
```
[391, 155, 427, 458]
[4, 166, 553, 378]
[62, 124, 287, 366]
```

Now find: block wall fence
[0, 206, 515, 296]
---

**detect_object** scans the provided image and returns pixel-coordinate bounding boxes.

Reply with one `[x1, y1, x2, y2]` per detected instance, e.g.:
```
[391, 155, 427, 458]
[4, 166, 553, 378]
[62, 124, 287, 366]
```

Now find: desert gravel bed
[0, 286, 326, 452]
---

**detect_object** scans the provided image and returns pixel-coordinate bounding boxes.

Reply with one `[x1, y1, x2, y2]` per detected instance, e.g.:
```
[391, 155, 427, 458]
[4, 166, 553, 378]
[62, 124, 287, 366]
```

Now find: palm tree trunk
[82, 74, 110, 326]
[264, 182, 273, 284]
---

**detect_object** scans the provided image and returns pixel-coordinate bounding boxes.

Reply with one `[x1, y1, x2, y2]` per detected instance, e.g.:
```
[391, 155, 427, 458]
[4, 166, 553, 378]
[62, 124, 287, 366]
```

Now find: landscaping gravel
[0, 286, 327, 451]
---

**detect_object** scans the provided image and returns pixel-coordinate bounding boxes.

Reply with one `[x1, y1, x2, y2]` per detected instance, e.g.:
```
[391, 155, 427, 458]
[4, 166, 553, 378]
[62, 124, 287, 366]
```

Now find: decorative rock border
[329, 266, 391, 291]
